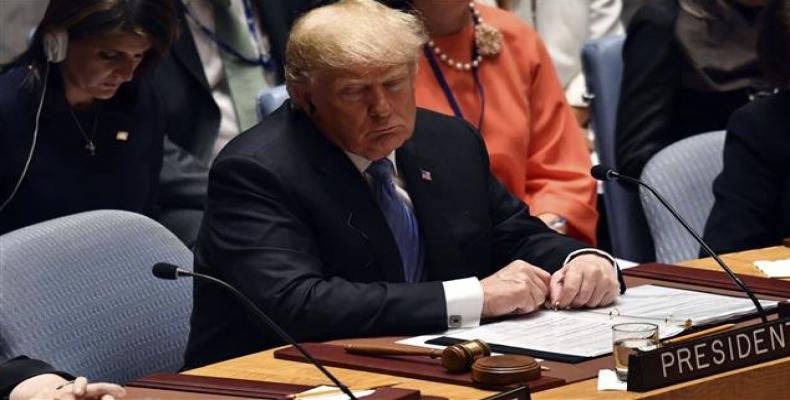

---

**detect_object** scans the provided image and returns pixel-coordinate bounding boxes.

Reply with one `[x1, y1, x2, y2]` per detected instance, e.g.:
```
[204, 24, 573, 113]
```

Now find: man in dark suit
[184, 0, 622, 369]
[153, 0, 320, 245]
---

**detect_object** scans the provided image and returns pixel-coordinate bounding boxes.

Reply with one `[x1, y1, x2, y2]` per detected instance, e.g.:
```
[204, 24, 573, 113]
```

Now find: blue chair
[256, 84, 290, 119]
[0, 210, 193, 383]
[640, 131, 726, 264]
[582, 35, 655, 262]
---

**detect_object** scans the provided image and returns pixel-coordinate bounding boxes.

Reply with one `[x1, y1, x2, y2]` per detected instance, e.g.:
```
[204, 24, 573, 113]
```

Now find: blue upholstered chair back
[256, 84, 290, 119]
[0, 210, 193, 383]
[582, 35, 655, 262]
[640, 131, 726, 264]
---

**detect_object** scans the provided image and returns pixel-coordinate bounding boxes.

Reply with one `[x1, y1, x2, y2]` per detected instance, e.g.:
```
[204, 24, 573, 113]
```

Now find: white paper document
[404, 285, 776, 359]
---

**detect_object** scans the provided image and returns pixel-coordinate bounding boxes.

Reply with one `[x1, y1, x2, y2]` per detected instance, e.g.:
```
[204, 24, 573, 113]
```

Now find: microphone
[152, 262, 358, 399]
[591, 165, 768, 323]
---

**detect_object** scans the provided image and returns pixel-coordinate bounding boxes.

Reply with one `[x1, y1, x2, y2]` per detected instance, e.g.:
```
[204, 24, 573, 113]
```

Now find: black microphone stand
[156, 265, 358, 399]
[604, 168, 768, 323]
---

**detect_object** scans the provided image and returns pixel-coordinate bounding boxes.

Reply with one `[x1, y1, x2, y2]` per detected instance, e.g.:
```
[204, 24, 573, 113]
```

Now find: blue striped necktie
[366, 159, 425, 282]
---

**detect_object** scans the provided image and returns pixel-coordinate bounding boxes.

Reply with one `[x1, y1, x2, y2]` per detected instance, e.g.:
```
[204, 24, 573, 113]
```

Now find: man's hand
[13, 375, 126, 400]
[480, 260, 551, 318]
[548, 254, 619, 310]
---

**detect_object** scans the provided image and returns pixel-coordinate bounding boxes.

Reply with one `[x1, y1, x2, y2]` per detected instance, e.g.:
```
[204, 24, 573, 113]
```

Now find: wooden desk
[678, 246, 790, 277]
[184, 246, 790, 399]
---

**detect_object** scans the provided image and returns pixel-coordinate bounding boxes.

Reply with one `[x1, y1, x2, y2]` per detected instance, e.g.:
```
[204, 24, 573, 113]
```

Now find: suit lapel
[291, 109, 406, 283]
[397, 140, 467, 281]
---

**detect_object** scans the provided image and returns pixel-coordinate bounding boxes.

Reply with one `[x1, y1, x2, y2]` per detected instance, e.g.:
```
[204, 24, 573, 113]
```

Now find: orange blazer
[414, 4, 598, 244]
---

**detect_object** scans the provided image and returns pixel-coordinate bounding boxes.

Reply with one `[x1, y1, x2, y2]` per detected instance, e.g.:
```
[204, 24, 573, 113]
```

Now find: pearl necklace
[425, 1, 503, 72]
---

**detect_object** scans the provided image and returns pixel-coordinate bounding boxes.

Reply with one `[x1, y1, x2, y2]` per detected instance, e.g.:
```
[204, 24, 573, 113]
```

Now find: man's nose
[368, 86, 392, 118]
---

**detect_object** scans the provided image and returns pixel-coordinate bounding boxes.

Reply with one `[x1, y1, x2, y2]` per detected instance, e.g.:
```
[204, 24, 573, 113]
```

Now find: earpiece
[0, 62, 49, 213]
[0, 28, 61, 212]
[42, 29, 68, 63]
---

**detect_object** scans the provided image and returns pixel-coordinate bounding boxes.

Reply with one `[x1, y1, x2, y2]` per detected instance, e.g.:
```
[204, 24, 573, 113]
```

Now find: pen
[661, 323, 736, 346]
[287, 382, 400, 399]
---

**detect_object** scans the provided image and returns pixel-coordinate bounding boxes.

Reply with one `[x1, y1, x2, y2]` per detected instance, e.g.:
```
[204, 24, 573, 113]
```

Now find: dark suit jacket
[615, 0, 757, 180]
[153, 0, 320, 245]
[0, 357, 71, 397]
[183, 103, 590, 368]
[703, 91, 790, 254]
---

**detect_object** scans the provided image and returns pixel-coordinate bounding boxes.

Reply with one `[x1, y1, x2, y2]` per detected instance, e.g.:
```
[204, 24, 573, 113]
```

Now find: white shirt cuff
[442, 277, 483, 328]
[563, 248, 618, 269]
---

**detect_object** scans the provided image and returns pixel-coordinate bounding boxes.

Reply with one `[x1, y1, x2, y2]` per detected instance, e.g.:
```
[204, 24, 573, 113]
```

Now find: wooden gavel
[344, 339, 491, 372]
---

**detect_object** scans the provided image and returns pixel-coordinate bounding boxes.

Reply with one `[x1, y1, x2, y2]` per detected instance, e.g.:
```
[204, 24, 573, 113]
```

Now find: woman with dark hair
[702, 0, 790, 254]
[616, 0, 772, 180]
[0, 0, 178, 235]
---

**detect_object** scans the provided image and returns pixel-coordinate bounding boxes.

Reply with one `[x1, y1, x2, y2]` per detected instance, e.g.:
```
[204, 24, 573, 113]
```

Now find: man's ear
[287, 83, 313, 114]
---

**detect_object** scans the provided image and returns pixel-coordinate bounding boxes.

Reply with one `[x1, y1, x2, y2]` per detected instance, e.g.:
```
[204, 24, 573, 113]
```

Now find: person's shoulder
[728, 91, 790, 139]
[216, 103, 304, 163]
[724, 92, 790, 168]
[414, 108, 481, 144]
[0, 66, 33, 109]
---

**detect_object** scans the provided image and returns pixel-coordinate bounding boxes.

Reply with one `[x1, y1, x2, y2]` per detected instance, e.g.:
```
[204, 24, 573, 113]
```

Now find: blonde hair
[285, 0, 427, 86]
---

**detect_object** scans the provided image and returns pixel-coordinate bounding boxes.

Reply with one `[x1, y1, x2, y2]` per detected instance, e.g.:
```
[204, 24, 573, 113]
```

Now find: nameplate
[627, 316, 790, 392]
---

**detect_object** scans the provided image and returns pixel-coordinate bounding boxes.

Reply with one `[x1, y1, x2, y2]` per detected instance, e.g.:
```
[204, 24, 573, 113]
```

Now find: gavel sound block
[344, 339, 541, 385]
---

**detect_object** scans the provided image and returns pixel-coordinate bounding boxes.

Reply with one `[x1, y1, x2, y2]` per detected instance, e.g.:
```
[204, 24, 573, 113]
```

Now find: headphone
[43, 29, 68, 63]
[0, 29, 68, 212]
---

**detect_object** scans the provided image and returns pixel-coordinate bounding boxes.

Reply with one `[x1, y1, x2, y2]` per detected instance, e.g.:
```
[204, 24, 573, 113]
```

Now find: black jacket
[0, 357, 72, 397]
[0, 66, 163, 235]
[615, 0, 759, 179]
[183, 103, 590, 368]
[703, 92, 790, 254]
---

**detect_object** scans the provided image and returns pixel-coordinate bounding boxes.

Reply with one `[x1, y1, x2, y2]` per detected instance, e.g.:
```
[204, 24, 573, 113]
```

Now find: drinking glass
[612, 323, 659, 381]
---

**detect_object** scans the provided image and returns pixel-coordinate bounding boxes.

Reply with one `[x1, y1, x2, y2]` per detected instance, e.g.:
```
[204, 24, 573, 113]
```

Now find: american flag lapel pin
[420, 169, 432, 181]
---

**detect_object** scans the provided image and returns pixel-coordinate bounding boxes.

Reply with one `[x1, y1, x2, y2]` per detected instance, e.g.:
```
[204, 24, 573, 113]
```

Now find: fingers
[521, 279, 545, 314]
[556, 264, 583, 308]
[547, 268, 565, 308]
[83, 383, 127, 399]
[482, 255, 621, 318]
[599, 287, 619, 307]
[525, 267, 549, 298]
[72, 377, 88, 397]
[571, 267, 601, 307]
[588, 277, 609, 307]
[552, 255, 620, 309]
[481, 260, 551, 318]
